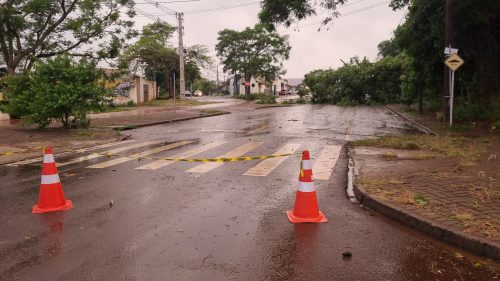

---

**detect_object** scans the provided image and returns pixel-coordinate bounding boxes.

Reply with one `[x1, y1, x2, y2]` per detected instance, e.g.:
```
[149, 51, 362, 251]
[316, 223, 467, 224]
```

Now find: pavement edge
[384, 105, 436, 136]
[347, 147, 500, 261]
[108, 111, 231, 131]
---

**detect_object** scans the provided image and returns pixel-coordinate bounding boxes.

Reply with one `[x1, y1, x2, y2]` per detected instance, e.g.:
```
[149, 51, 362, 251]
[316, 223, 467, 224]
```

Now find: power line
[143, 0, 177, 15]
[297, 1, 390, 28]
[397, 6, 408, 26]
[134, 7, 176, 25]
[135, 0, 199, 4]
[183, 1, 260, 14]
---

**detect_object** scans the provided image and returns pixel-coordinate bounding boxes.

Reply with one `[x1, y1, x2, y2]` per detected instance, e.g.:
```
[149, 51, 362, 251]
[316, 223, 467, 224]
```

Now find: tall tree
[216, 24, 291, 95]
[119, 21, 178, 98]
[0, 0, 136, 75]
[119, 22, 211, 98]
[390, 0, 499, 120]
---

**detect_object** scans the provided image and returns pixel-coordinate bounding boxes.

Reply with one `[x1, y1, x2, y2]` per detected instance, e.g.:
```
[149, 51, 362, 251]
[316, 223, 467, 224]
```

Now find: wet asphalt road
[0, 102, 497, 281]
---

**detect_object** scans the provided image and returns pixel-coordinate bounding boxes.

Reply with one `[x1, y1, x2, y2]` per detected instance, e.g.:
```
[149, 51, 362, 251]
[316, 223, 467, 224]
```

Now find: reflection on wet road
[0, 104, 497, 280]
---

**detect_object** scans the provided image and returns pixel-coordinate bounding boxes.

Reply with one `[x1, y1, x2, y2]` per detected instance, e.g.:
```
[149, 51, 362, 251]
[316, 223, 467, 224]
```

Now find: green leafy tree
[120, 22, 211, 98]
[119, 21, 178, 98]
[304, 55, 411, 105]
[388, 0, 499, 121]
[259, 0, 347, 30]
[193, 78, 215, 96]
[1, 55, 110, 128]
[216, 24, 291, 96]
[0, 0, 136, 75]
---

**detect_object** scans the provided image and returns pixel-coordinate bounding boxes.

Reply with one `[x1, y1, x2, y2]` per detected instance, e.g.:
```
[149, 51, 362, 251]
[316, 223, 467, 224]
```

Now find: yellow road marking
[58, 141, 161, 167]
[243, 143, 301, 177]
[187, 141, 263, 173]
[135, 140, 228, 170]
[312, 144, 342, 181]
[87, 141, 194, 169]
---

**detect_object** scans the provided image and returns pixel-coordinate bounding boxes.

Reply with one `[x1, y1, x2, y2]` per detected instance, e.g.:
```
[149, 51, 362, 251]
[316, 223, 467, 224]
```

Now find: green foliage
[120, 22, 211, 98]
[255, 95, 277, 104]
[297, 86, 309, 98]
[295, 98, 307, 104]
[386, 0, 500, 123]
[193, 78, 215, 96]
[216, 24, 291, 94]
[234, 94, 270, 101]
[260, 0, 500, 124]
[304, 55, 411, 105]
[0, 0, 136, 74]
[259, 0, 347, 30]
[0, 55, 110, 128]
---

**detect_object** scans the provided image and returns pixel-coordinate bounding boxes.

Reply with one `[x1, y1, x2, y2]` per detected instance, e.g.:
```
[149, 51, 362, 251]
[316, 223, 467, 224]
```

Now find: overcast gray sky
[133, 0, 405, 80]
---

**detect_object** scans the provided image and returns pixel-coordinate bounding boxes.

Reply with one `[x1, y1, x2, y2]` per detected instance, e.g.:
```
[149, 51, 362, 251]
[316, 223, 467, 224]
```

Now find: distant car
[184, 91, 192, 97]
[194, 90, 203, 97]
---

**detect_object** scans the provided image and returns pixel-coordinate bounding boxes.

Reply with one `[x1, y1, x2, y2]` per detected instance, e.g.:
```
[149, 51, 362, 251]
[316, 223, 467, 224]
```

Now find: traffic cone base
[286, 210, 327, 223]
[33, 199, 73, 214]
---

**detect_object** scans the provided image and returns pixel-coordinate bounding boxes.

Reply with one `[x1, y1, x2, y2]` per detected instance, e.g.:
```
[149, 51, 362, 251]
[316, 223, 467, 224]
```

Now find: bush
[304, 55, 411, 105]
[255, 95, 276, 104]
[0, 55, 110, 128]
[234, 93, 270, 101]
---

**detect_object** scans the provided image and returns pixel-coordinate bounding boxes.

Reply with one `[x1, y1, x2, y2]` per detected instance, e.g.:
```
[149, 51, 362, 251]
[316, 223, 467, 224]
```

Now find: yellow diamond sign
[445, 53, 464, 72]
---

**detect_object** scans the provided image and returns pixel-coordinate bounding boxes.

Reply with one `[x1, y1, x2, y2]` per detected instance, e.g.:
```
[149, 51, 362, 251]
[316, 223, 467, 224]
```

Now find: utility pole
[177, 12, 186, 99]
[443, 0, 453, 123]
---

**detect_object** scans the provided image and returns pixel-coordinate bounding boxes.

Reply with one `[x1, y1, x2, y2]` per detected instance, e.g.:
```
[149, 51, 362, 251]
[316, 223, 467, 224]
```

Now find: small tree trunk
[244, 73, 251, 99]
[165, 71, 174, 99]
[7, 64, 16, 76]
[418, 80, 423, 114]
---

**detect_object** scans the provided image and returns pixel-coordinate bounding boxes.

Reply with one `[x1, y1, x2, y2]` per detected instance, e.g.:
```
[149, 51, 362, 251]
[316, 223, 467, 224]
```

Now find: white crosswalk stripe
[6, 140, 135, 167]
[135, 140, 228, 170]
[187, 141, 263, 174]
[6, 139, 344, 179]
[87, 140, 194, 169]
[243, 143, 302, 177]
[58, 140, 161, 167]
[312, 144, 343, 181]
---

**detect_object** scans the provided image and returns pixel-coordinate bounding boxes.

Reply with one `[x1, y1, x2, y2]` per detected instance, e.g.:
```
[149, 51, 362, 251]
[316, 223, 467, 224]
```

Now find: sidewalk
[0, 98, 244, 165]
[349, 109, 499, 260]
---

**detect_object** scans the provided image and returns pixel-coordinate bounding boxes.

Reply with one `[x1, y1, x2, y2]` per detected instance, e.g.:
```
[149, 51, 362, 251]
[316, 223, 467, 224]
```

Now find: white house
[102, 69, 158, 105]
[226, 76, 289, 96]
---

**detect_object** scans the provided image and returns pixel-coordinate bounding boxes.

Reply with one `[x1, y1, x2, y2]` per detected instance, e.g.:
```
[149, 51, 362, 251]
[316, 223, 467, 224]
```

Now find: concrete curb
[384, 105, 436, 136]
[103, 111, 231, 131]
[347, 147, 499, 260]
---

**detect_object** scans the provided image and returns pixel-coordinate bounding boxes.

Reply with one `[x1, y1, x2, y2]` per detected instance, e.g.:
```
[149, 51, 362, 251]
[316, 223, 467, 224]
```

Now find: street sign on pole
[444, 53, 464, 127]
[443, 47, 458, 55]
[444, 53, 464, 72]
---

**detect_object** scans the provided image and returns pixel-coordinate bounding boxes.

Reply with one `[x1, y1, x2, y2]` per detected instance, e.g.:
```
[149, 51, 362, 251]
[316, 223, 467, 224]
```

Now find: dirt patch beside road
[351, 132, 499, 260]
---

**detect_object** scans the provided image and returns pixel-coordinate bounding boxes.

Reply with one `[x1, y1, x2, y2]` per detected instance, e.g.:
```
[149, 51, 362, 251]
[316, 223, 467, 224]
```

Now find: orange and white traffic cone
[32, 147, 73, 214]
[286, 150, 327, 223]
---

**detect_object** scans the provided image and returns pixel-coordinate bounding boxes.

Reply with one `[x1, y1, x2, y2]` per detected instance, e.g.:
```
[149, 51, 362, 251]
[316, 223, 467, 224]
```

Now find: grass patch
[255, 95, 277, 104]
[449, 210, 474, 224]
[72, 129, 120, 140]
[144, 99, 211, 107]
[351, 135, 490, 161]
[94, 103, 135, 113]
[414, 193, 429, 206]
[199, 109, 225, 116]
[359, 177, 431, 206]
